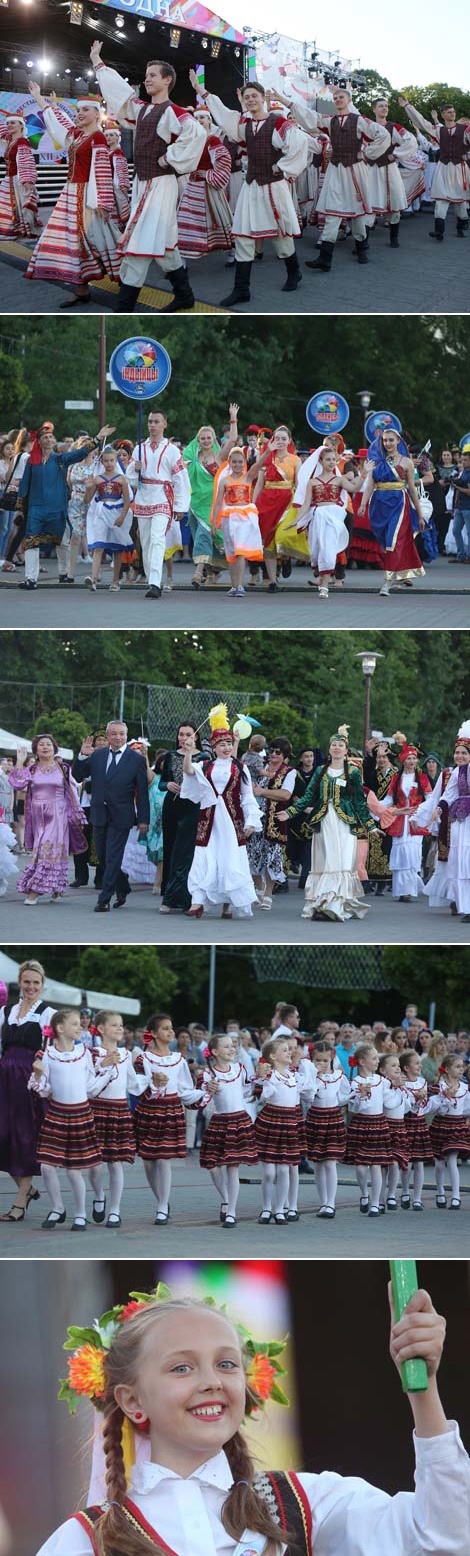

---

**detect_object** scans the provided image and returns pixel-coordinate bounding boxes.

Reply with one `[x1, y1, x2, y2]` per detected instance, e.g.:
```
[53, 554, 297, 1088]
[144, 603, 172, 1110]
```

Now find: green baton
[389, 1259, 428, 1392]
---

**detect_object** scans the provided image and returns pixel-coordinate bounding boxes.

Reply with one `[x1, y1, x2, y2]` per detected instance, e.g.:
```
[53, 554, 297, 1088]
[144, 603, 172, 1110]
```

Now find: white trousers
[434, 200, 468, 220]
[365, 210, 400, 226]
[322, 215, 367, 243]
[24, 542, 68, 582]
[120, 247, 183, 287]
[138, 514, 168, 587]
[235, 234, 294, 261]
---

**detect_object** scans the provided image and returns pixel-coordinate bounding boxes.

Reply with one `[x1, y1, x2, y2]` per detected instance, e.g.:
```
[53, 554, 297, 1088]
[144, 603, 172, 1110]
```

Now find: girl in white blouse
[28, 1008, 115, 1231]
[88, 1010, 153, 1229]
[305, 1039, 351, 1219]
[255, 1036, 315, 1224]
[428, 1053, 470, 1209]
[199, 1032, 258, 1227]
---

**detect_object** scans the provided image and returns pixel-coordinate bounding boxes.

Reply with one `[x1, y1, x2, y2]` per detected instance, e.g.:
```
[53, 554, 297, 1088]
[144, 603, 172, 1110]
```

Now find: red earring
[134, 1411, 144, 1421]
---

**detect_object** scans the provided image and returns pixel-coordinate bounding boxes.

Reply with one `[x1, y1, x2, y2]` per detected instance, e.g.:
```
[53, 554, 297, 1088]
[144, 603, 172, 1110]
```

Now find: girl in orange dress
[210, 446, 263, 596]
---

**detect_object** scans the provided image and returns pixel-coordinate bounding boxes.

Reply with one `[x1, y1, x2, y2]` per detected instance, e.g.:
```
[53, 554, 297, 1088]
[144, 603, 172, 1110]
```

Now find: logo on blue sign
[109, 337, 172, 400]
[364, 410, 402, 442]
[306, 390, 349, 434]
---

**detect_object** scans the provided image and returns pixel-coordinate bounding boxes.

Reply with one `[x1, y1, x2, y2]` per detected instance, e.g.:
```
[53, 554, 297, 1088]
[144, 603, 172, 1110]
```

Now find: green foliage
[28, 707, 88, 751]
[71, 946, 179, 1018]
[247, 700, 313, 751]
[0, 344, 29, 423]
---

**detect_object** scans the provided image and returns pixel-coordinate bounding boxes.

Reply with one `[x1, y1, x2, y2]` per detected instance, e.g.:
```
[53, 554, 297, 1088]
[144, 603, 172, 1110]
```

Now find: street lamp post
[99, 317, 107, 428]
[357, 389, 374, 441]
[355, 651, 384, 751]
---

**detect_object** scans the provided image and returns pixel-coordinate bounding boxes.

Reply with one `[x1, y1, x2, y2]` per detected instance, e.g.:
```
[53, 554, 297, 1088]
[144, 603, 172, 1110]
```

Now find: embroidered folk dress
[26, 107, 120, 286]
[368, 457, 425, 582]
[0, 131, 41, 238]
[297, 475, 350, 575]
[214, 473, 264, 564]
[177, 134, 232, 258]
[181, 757, 262, 915]
[86, 476, 132, 553]
[8, 763, 87, 897]
[287, 764, 375, 921]
[414, 763, 470, 915]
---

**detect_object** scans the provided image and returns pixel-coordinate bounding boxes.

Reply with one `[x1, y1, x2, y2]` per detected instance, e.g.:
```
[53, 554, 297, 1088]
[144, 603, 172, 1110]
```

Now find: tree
[247, 700, 314, 750]
[28, 708, 88, 751]
[71, 947, 179, 1016]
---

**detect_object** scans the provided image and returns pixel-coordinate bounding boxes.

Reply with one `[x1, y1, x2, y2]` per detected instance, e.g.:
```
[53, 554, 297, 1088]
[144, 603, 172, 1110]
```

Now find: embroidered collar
[131, 1448, 233, 1496]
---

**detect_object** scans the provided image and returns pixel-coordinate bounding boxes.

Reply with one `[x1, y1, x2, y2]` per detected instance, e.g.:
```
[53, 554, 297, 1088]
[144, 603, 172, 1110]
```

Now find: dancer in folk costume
[399, 1048, 435, 1210]
[191, 74, 309, 305]
[28, 1008, 113, 1232]
[345, 1044, 394, 1216]
[413, 721, 470, 921]
[255, 1035, 316, 1223]
[26, 84, 120, 306]
[84, 444, 132, 592]
[91, 41, 205, 312]
[199, 1033, 258, 1228]
[210, 447, 264, 594]
[364, 99, 417, 245]
[177, 106, 232, 260]
[249, 426, 301, 586]
[305, 1040, 351, 1219]
[0, 111, 41, 239]
[88, 1010, 151, 1229]
[378, 1052, 411, 1211]
[248, 737, 298, 909]
[181, 708, 262, 918]
[133, 1011, 212, 1223]
[126, 409, 190, 601]
[184, 404, 239, 586]
[296, 85, 391, 272]
[0, 807, 18, 897]
[399, 97, 470, 240]
[429, 1053, 470, 1210]
[279, 728, 376, 922]
[294, 445, 362, 598]
[380, 740, 431, 901]
[360, 428, 425, 594]
[103, 121, 130, 228]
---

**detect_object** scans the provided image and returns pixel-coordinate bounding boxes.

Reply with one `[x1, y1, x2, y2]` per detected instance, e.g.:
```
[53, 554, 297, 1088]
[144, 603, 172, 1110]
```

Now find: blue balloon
[306, 390, 349, 435]
[364, 410, 402, 443]
[109, 337, 172, 400]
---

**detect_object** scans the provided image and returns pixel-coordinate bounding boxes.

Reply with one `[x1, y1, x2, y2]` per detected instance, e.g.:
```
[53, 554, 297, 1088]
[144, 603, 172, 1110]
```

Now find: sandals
[0, 1204, 25, 1222]
[26, 1186, 40, 1208]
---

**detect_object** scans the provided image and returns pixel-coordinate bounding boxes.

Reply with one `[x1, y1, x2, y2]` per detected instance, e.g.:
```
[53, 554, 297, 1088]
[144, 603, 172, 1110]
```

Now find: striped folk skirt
[200, 1109, 258, 1169]
[38, 1100, 102, 1168]
[255, 1103, 304, 1165]
[26, 182, 121, 287]
[345, 1113, 393, 1166]
[429, 1114, 470, 1160]
[178, 179, 233, 259]
[385, 1117, 409, 1171]
[404, 1114, 433, 1162]
[134, 1093, 187, 1160]
[305, 1105, 347, 1162]
[92, 1098, 136, 1164]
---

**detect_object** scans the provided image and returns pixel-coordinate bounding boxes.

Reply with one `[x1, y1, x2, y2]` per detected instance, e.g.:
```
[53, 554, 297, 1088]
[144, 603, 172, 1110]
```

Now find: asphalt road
[1, 1156, 468, 1258]
[1, 874, 467, 945]
[2, 555, 469, 629]
[0, 205, 468, 314]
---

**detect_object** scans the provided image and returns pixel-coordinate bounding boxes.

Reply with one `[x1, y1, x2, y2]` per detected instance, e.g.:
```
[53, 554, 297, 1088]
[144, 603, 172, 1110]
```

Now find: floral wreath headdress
[59, 1283, 289, 1477]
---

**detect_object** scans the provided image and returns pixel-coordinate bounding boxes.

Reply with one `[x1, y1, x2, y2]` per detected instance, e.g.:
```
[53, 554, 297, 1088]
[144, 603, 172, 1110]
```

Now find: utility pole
[99, 317, 107, 428]
[208, 947, 216, 1032]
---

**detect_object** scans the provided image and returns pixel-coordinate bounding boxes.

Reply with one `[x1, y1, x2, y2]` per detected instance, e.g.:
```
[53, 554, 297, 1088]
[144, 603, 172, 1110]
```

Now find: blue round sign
[365, 410, 402, 442]
[109, 337, 172, 400]
[459, 432, 470, 451]
[306, 390, 349, 434]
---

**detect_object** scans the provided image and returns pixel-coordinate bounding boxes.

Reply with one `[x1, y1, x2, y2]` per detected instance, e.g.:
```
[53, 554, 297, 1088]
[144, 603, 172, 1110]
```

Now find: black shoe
[299, 1158, 315, 1175]
[305, 241, 334, 272]
[58, 574, 68, 583]
[429, 218, 445, 241]
[70, 1217, 87, 1231]
[60, 292, 92, 309]
[282, 252, 302, 291]
[112, 894, 127, 909]
[154, 1210, 170, 1224]
[389, 222, 400, 247]
[42, 1209, 66, 1228]
[106, 1213, 122, 1227]
[359, 1198, 370, 1214]
[456, 219, 466, 237]
[354, 238, 369, 264]
[161, 265, 195, 313]
[145, 585, 162, 599]
[114, 283, 141, 313]
[220, 260, 252, 307]
[92, 1198, 106, 1223]
[268, 580, 279, 592]
[18, 579, 37, 589]
[281, 559, 292, 577]
[94, 901, 110, 913]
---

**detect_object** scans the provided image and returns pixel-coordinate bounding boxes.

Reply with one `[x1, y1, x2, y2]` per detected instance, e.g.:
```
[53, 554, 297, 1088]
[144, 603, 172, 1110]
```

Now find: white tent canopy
[0, 727, 73, 760]
[0, 953, 140, 1017]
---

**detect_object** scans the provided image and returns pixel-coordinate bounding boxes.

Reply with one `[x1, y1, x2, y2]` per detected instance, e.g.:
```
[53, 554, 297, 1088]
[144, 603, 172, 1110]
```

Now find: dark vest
[223, 133, 244, 173]
[375, 120, 396, 167]
[330, 114, 361, 167]
[71, 1472, 313, 1556]
[439, 123, 466, 165]
[245, 114, 284, 185]
[134, 102, 174, 180]
[1, 1000, 49, 1054]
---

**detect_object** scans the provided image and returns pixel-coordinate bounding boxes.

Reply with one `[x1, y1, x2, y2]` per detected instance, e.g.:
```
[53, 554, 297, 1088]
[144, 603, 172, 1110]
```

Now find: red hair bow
[89, 1023, 99, 1038]
[142, 1030, 155, 1047]
[331, 1047, 337, 1058]
[203, 1045, 211, 1058]
[348, 1055, 358, 1068]
[438, 1065, 447, 1075]
[42, 1025, 54, 1041]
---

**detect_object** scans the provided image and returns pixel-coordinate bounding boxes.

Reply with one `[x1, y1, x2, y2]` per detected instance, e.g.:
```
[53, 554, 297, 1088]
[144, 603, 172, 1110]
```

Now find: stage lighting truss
[170, 27, 181, 46]
[70, 1, 84, 22]
[211, 40, 221, 58]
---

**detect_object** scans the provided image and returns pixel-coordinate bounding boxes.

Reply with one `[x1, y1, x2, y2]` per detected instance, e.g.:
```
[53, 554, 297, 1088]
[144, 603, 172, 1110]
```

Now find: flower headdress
[58, 1282, 289, 1421]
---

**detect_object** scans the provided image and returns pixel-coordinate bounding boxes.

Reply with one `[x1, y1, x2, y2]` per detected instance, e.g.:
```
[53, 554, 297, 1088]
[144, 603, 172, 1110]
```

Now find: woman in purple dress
[0, 958, 55, 1222]
[8, 734, 87, 904]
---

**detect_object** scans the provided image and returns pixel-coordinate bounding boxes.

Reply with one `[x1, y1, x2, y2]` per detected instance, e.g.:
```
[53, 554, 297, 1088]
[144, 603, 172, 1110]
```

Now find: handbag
[417, 480, 433, 523]
[0, 452, 23, 509]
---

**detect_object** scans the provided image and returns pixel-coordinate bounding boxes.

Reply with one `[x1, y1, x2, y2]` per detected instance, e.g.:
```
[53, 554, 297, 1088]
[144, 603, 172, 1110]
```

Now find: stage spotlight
[0, 1, 10, 10]
[170, 27, 180, 46]
[211, 40, 221, 57]
[137, 19, 146, 31]
[5, 67, 12, 73]
[70, 0, 83, 21]
[65, 67, 71, 74]
[26, 58, 34, 67]
[115, 13, 125, 27]
[38, 57, 52, 72]
[234, 47, 240, 56]
[201, 37, 208, 48]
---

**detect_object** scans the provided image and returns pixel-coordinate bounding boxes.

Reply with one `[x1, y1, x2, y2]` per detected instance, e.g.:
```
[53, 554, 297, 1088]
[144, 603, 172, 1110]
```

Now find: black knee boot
[355, 237, 369, 264]
[305, 241, 334, 272]
[429, 217, 445, 241]
[220, 261, 252, 307]
[389, 221, 400, 247]
[114, 283, 141, 312]
[282, 251, 302, 291]
[161, 265, 195, 312]
[456, 217, 467, 237]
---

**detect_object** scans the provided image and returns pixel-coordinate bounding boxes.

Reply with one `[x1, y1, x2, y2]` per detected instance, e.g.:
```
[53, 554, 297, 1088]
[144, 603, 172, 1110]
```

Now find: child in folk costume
[181, 708, 262, 918]
[255, 1035, 316, 1224]
[345, 1043, 393, 1217]
[249, 426, 301, 586]
[0, 806, 18, 896]
[0, 112, 41, 238]
[210, 448, 264, 595]
[26, 85, 121, 306]
[177, 107, 233, 260]
[294, 447, 362, 598]
[85, 445, 132, 591]
[36, 1275, 470, 1556]
[378, 1053, 411, 1211]
[88, 1010, 151, 1229]
[27, 1009, 113, 1232]
[199, 1033, 258, 1228]
[134, 1012, 210, 1224]
[380, 740, 432, 900]
[103, 121, 130, 228]
[305, 1039, 351, 1219]
[428, 1054, 470, 1211]
[399, 1049, 434, 1211]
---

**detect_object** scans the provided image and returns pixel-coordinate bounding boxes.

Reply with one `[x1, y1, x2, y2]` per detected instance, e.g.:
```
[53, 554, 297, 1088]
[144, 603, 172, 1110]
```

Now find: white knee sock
[66, 1170, 86, 1219]
[324, 1161, 338, 1209]
[413, 1161, 424, 1202]
[274, 1164, 289, 1215]
[261, 1163, 275, 1211]
[370, 1165, 382, 1209]
[387, 1163, 400, 1198]
[447, 1153, 460, 1199]
[210, 1167, 228, 1204]
[144, 1159, 160, 1201]
[315, 1163, 327, 1207]
[41, 1164, 64, 1213]
[356, 1165, 369, 1199]
[435, 1159, 446, 1196]
[401, 1167, 411, 1196]
[88, 1165, 105, 1202]
[226, 1166, 239, 1218]
[108, 1162, 124, 1217]
[288, 1166, 299, 1212]
[155, 1160, 172, 1214]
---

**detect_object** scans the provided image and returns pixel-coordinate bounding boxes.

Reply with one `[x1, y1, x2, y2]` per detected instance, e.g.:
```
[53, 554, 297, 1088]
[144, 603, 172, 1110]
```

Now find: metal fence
[252, 947, 389, 990]
[146, 684, 270, 743]
[0, 681, 270, 742]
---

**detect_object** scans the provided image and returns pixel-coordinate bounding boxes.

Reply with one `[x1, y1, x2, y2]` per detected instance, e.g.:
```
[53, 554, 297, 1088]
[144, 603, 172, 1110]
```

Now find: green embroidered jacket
[286, 764, 376, 840]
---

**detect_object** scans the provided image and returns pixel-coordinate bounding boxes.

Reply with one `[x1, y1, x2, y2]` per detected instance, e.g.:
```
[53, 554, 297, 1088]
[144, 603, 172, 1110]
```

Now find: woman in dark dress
[159, 723, 203, 914]
[0, 959, 56, 1221]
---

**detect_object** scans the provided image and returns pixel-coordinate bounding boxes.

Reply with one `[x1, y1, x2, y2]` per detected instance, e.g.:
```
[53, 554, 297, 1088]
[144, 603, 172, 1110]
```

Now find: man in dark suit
[73, 720, 150, 913]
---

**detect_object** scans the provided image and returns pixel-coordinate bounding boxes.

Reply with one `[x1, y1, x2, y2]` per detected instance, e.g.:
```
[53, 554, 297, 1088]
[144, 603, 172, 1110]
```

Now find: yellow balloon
[233, 717, 252, 739]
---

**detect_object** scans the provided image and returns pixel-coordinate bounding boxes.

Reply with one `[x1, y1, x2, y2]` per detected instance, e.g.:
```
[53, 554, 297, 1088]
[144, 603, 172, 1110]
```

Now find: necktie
[107, 751, 117, 779]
